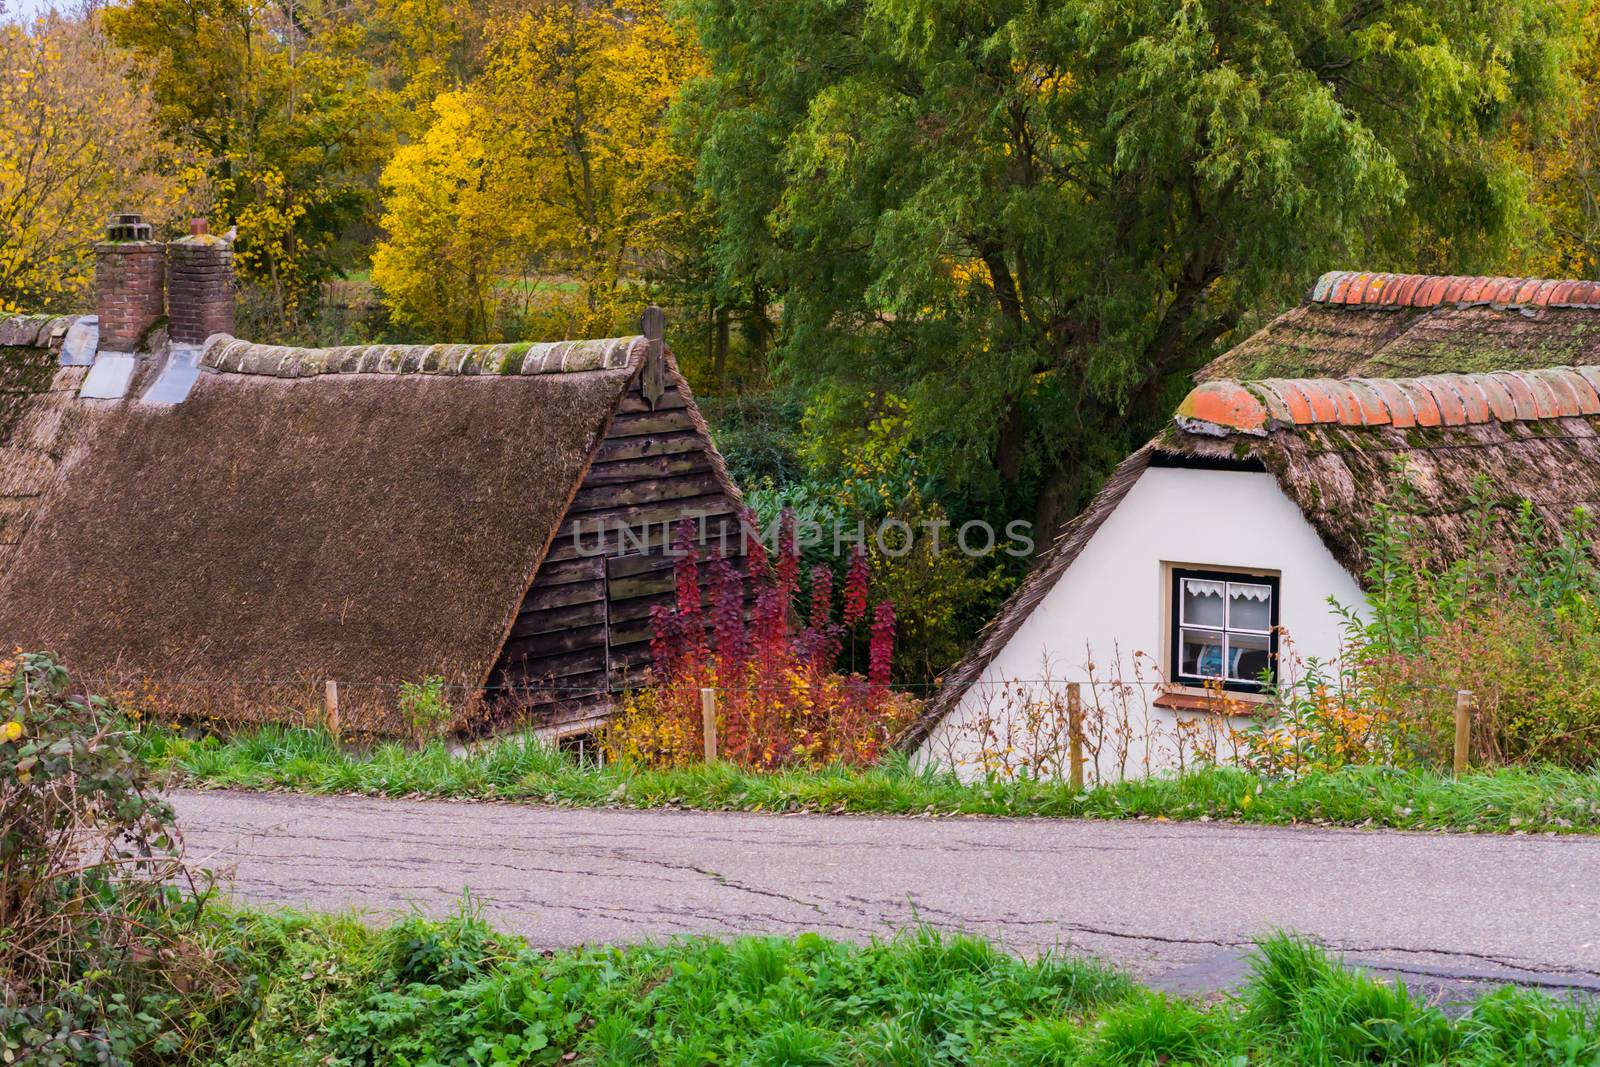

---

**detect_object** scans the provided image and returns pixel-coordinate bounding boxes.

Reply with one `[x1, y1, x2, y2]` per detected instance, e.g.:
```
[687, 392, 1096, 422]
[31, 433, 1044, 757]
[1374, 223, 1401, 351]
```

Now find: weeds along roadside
[50, 901, 1600, 1067]
[139, 723, 1600, 834]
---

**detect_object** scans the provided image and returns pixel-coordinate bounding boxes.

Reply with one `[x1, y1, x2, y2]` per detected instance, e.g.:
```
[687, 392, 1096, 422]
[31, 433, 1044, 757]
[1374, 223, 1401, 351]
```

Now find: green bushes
[216, 913, 1128, 1067]
[1254, 489, 1600, 775]
[1356, 493, 1600, 769]
[156, 908, 1600, 1067]
[0, 653, 247, 1066]
[398, 676, 455, 745]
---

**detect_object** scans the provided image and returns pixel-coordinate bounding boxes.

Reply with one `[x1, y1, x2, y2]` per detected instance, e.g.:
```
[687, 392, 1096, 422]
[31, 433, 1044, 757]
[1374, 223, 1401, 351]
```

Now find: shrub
[606, 514, 919, 769]
[744, 395, 1022, 684]
[1241, 483, 1600, 775]
[398, 676, 454, 746]
[1350, 489, 1600, 768]
[0, 652, 241, 1066]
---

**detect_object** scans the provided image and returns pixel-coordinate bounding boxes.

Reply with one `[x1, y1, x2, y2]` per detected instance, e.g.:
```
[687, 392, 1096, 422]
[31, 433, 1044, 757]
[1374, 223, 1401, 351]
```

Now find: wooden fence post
[1067, 682, 1085, 791]
[700, 687, 718, 762]
[324, 679, 341, 742]
[1453, 689, 1472, 777]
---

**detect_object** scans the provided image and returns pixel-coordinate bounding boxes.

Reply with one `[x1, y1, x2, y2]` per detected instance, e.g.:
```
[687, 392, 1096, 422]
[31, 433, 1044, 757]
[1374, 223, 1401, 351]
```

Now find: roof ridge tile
[199, 335, 645, 379]
[1176, 366, 1600, 435]
[1309, 270, 1600, 311]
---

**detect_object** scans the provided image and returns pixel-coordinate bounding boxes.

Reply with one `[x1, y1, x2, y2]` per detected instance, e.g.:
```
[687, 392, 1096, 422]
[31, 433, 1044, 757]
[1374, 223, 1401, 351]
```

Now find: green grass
[140, 725, 1600, 834]
[168, 906, 1600, 1066]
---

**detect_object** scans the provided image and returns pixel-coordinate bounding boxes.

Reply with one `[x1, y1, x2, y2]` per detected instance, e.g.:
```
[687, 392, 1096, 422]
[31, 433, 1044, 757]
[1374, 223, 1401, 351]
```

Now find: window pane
[1227, 583, 1272, 631]
[1227, 631, 1272, 683]
[1182, 579, 1225, 627]
[1179, 628, 1225, 679]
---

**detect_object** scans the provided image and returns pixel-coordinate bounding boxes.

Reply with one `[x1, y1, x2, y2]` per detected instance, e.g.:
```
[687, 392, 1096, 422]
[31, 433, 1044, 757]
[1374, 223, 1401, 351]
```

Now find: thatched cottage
[0, 215, 748, 738]
[912, 271, 1600, 781]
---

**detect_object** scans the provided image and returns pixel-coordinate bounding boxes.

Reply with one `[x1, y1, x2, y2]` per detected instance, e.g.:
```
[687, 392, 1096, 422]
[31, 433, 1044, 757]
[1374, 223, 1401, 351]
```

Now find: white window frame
[1168, 566, 1280, 693]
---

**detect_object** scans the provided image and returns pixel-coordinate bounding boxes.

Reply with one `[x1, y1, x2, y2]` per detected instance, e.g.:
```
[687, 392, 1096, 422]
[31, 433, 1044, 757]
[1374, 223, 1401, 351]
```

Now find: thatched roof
[2, 315, 87, 574]
[0, 328, 679, 725]
[911, 275, 1600, 747]
[1202, 271, 1600, 381]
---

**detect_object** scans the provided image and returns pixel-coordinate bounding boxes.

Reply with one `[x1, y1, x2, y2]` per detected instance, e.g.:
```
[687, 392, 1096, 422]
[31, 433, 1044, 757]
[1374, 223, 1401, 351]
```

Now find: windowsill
[1153, 688, 1271, 717]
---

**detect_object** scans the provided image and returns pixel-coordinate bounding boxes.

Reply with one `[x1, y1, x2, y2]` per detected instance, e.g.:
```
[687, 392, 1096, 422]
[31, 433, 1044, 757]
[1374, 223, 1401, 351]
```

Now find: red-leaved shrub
[605, 512, 918, 769]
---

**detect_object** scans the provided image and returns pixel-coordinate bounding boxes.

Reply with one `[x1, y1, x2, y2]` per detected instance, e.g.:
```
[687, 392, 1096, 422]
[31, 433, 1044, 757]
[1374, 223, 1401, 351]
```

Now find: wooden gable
[485, 359, 748, 733]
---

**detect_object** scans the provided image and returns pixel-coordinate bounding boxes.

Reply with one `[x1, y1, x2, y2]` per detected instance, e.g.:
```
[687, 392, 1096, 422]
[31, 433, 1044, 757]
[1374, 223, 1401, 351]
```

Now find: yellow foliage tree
[104, 0, 392, 331]
[370, 90, 525, 341]
[0, 15, 194, 314]
[371, 0, 706, 341]
[364, 0, 486, 139]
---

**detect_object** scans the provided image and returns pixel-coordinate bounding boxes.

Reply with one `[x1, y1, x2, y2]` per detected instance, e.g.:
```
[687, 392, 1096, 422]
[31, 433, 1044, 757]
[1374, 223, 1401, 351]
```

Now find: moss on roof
[1201, 304, 1600, 382]
[1, 345, 58, 446]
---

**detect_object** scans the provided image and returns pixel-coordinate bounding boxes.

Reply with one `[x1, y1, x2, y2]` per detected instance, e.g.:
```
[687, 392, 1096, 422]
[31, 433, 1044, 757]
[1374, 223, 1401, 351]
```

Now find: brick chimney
[166, 218, 235, 345]
[94, 213, 165, 352]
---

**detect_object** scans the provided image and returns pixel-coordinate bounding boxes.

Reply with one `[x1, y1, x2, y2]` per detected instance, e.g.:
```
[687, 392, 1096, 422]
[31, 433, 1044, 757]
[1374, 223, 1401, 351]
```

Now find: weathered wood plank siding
[487, 373, 747, 730]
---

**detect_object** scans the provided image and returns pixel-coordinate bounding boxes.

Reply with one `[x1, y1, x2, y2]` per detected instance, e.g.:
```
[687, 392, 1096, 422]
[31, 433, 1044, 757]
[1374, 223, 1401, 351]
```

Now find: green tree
[684, 0, 1583, 537]
[104, 0, 392, 331]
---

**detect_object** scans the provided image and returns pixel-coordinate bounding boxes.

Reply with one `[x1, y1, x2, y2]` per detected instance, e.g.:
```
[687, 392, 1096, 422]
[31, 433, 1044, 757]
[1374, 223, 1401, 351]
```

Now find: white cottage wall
[917, 465, 1369, 781]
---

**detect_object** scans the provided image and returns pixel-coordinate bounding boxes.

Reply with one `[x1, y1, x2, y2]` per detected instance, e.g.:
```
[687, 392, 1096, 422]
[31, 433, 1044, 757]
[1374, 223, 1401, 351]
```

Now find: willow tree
[683, 0, 1584, 536]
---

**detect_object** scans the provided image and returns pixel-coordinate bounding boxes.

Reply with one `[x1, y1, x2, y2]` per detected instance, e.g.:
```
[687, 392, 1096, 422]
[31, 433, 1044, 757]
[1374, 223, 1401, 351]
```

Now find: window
[1169, 568, 1279, 692]
[559, 731, 604, 768]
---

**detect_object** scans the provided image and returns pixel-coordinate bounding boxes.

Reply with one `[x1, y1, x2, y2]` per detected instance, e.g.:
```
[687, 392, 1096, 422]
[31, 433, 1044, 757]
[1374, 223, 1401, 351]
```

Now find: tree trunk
[994, 399, 1023, 486]
[713, 304, 730, 387]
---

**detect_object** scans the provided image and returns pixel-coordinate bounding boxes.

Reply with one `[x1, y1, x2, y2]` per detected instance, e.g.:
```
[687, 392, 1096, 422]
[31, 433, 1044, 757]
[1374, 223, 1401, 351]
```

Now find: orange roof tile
[1310, 271, 1600, 310]
[1174, 366, 1600, 436]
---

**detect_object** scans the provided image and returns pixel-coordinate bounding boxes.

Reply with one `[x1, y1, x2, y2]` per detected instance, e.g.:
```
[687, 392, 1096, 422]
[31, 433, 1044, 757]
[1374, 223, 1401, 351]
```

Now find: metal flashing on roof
[141, 343, 203, 405]
[79, 351, 137, 400]
[59, 316, 99, 366]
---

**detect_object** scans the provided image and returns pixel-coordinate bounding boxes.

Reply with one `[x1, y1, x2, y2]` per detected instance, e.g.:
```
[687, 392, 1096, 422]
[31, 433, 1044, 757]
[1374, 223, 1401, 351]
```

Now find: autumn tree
[0, 14, 191, 314]
[104, 0, 392, 330]
[371, 0, 707, 341]
[1525, 6, 1600, 277]
[369, 91, 522, 340]
[684, 0, 1585, 538]
[362, 0, 488, 139]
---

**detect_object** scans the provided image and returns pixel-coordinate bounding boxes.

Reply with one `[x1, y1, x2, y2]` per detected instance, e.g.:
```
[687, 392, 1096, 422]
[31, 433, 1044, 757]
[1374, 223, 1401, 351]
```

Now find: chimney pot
[95, 211, 163, 352]
[190, 217, 208, 236]
[106, 212, 153, 242]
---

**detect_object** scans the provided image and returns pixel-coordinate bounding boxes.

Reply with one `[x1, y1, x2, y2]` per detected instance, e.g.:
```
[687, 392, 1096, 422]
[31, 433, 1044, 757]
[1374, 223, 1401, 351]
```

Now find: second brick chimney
[95, 214, 165, 352]
[167, 218, 235, 345]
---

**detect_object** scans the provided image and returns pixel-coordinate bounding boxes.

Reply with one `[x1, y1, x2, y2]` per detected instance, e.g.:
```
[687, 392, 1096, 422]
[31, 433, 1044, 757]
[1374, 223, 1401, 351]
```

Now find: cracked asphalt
[172, 789, 1600, 995]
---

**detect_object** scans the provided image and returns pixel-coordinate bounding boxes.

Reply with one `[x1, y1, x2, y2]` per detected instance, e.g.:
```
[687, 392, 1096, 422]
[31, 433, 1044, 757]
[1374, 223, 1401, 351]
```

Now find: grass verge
[142, 725, 1600, 833]
[116, 904, 1600, 1066]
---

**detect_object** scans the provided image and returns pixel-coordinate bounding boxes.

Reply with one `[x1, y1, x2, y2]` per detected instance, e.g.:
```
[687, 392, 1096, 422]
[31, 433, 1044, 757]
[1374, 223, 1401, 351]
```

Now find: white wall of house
[916, 465, 1369, 782]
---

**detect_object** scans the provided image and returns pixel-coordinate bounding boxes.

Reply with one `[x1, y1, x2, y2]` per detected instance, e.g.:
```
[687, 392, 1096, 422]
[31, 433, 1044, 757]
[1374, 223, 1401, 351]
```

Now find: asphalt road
[171, 789, 1600, 997]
